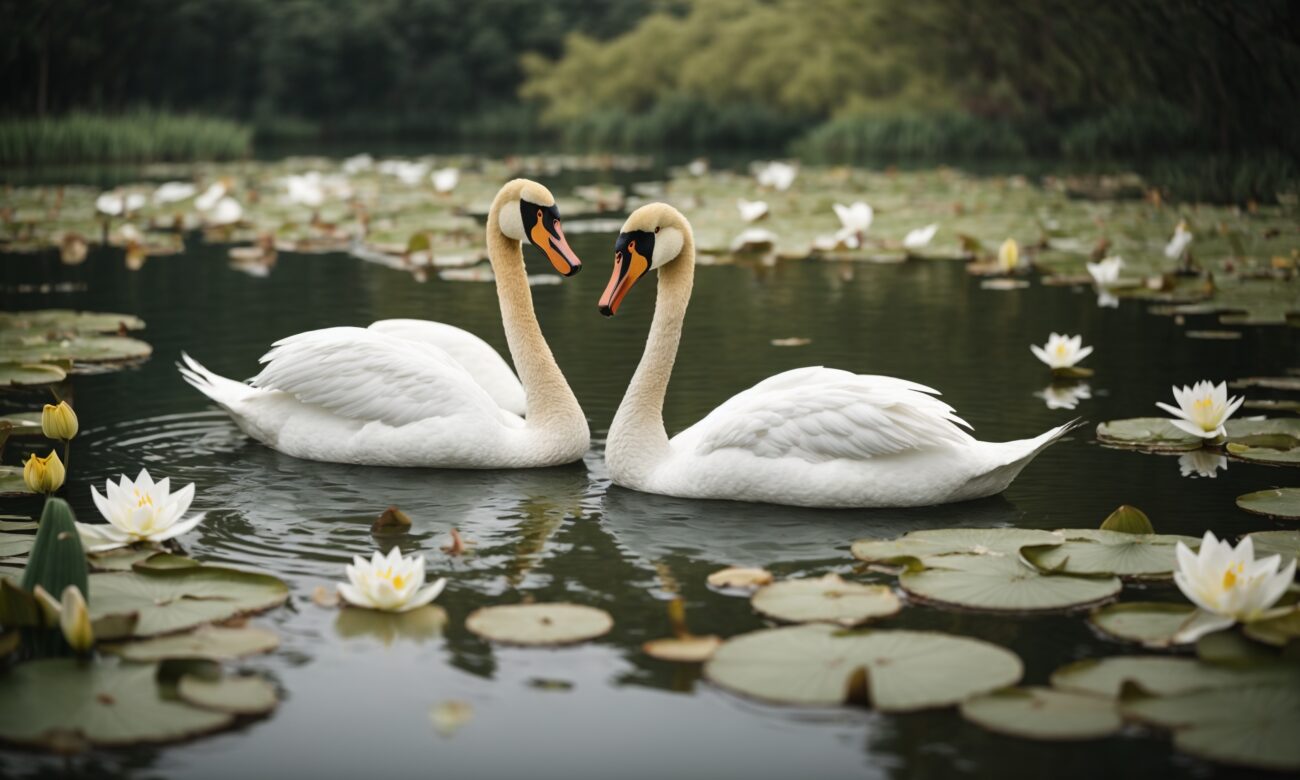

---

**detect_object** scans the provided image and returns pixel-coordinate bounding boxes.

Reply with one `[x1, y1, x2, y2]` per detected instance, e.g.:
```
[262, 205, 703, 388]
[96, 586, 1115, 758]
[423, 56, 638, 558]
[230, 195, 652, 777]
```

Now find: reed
[0, 112, 252, 165]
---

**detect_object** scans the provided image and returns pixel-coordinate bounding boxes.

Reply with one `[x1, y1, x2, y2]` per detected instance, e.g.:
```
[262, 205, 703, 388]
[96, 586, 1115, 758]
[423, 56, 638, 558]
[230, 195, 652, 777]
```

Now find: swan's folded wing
[367, 319, 526, 415]
[250, 327, 508, 427]
[687, 367, 974, 463]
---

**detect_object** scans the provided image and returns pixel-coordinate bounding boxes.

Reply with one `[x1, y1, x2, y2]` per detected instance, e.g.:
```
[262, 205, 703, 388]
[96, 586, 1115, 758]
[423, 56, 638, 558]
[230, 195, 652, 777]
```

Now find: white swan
[179, 179, 590, 469]
[597, 203, 1078, 508]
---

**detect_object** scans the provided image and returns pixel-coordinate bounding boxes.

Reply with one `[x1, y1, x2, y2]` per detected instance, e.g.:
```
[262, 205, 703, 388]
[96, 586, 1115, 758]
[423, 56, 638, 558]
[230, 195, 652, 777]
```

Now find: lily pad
[960, 687, 1121, 740]
[1022, 529, 1199, 579]
[2, 336, 152, 366]
[0, 466, 34, 496]
[706, 567, 774, 591]
[177, 674, 277, 716]
[1122, 685, 1300, 771]
[1244, 607, 1300, 647]
[1050, 656, 1292, 697]
[102, 626, 280, 661]
[0, 412, 44, 437]
[704, 624, 1022, 711]
[0, 363, 67, 387]
[851, 528, 1062, 568]
[1237, 488, 1300, 520]
[1226, 442, 1300, 466]
[642, 635, 723, 663]
[0, 532, 35, 558]
[1098, 505, 1154, 534]
[465, 603, 613, 646]
[751, 574, 900, 626]
[0, 658, 232, 749]
[89, 565, 289, 637]
[1088, 602, 1216, 647]
[89, 547, 162, 571]
[1095, 418, 1201, 452]
[1247, 530, 1300, 568]
[900, 555, 1121, 613]
[0, 518, 38, 532]
[0, 309, 145, 335]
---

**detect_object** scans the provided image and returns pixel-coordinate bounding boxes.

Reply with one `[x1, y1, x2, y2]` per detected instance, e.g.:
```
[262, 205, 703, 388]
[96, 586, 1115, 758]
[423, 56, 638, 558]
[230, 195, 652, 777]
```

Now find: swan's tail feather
[955, 418, 1085, 502]
[177, 352, 256, 409]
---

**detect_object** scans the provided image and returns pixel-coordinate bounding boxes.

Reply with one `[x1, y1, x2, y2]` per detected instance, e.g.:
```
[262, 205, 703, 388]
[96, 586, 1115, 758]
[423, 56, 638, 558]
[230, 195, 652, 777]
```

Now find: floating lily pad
[1244, 607, 1300, 647]
[1088, 602, 1218, 647]
[1237, 488, 1300, 520]
[1022, 529, 1199, 579]
[0, 658, 233, 749]
[0, 412, 44, 437]
[900, 555, 1121, 613]
[851, 528, 1062, 568]
[751, 574, 900, 626]
[0, 518, 37, 532]
[704, 624, 1022, 711]
[88, 547, 161, 571]
[334, 604, 448, 644]
[1122, 685, 1300, 771]
[0, 466, 34, 496]
[0, 363, 67, 387]
[960, 687, 1121, 740]
[89, 565, 289, 637]
[177, 674, 277, 716]
[1050, 655, 1291, 697]
[1095, 418, 1201, 452]
[706, 567, 774, 591]
[1099, 505, 1154, 534]
[465, 603, 613, 646]
[1247, 530, 1300, 568]
[0, 310, 145, 335]
[2, 336, 152, 366]
[1195, 629, 1279, 665]
[102, 626, 279, 661]
[643, 635, 723, 663]
[0, 532, 35, 558]
[1226, 442, 1300, 466]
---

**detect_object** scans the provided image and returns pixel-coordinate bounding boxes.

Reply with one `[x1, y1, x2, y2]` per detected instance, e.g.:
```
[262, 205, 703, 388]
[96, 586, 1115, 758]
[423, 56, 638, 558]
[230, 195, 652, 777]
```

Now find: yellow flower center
[1222, 563, 1242, 590]
[1054, 343, 1068, 357]
[373, 566, 405, 590]
[1194, 397, 1212, 409]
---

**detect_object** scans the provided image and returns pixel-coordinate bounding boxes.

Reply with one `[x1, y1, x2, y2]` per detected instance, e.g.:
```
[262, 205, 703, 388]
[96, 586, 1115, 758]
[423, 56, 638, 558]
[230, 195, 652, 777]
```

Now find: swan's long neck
[486, 202, 586, 435]
[605, 232, 695, 481]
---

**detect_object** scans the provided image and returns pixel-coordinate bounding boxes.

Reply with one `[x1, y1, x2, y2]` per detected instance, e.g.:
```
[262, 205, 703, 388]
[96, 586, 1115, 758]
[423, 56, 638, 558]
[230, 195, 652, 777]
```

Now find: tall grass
[0, 112, 252, 165]
[796, 112, 1029, 162]
[561, 98, 810, 151]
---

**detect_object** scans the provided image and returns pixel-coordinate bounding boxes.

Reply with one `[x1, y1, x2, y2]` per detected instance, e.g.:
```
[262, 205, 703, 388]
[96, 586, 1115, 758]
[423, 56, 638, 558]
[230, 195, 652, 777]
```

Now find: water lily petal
[400, 578, 447, 612]
[1172, 610, 1236, 644]
[148, 512, 206, 543]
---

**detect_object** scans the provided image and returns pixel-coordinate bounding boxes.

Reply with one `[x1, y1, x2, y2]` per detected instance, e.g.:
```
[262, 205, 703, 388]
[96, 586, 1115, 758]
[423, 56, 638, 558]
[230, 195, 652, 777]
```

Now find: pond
[1, 159, 1297, 779]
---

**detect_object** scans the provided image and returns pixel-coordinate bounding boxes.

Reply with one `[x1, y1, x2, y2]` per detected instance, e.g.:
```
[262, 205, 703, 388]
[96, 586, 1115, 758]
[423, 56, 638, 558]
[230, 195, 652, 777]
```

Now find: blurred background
[2, 0, 1297, 201]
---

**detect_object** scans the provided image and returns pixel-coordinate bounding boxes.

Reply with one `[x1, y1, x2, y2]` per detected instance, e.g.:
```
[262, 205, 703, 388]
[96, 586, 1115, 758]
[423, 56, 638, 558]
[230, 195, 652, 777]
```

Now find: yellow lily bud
[23, 450, 66, 495]
[59, 585, 94, 653]
[998, 238, 1020, 273]
[31, 585, 63, 629]
[41, 401, 78, 441]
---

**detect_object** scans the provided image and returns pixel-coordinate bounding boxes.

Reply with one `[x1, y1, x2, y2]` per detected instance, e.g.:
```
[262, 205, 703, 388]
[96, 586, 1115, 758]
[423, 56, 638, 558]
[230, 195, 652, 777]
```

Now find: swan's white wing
[367, 319, 526, 415]
[683, 367, 974, 463]
[251, 327, 510, 427]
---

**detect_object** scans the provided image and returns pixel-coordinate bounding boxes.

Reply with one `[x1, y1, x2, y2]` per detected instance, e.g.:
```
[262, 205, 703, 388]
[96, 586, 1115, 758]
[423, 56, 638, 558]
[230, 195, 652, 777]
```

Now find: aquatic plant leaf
[88, 547, 160, 571]
[750, 574, 900, 626]
[177, 674, 277, 716]
[0, 412, 44, 437]
[960, 687, 1121, 740]
[102, 625, 279, 661]
[1195, 629, 1279, 665]
[0, 518, 38, 532]
[2, 336, 152, 366]
[0, 310, 145, 335]
[642, 635, 723, 663]
[705, 624, 1022, 711]
[1246, 530, 1300, 568]
[0, 658, 232, 749]
[0, 466, 34, 496]
[1089, 602, 1203, 647]
[706, 567, 774, 591]
[88, 565, 289, 637]
[1121, 685, 1300, 771]
[0, 363, 67, 387]
[0, 532, 34, 558]
[1050, 656, 1293, 697]
[851, 528, 1062, 568]
[1095, 418, 1201, 451]
[1236, 488, 1300, 520]
[1098, 505, 1154, 534]
[1226, 443, 1300, 466]
[1022, 529, 1199, 578]
[900, 554, 1120, 612]
[1243, 607, 1300, 647]
[465, 603, 612, 646]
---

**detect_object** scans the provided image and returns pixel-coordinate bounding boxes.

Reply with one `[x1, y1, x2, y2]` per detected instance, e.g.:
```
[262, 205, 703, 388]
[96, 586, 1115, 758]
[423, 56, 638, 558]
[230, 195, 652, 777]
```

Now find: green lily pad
[960, 687, 1121, 740]
[0, 466, 34, 496]
[102, 625, 280, 661]
[1244, 607, 1300, 647]
[334, 604, 448, 644]
[465, 603, 613, 646]
[0, 518, 38, 532]
[0, 309, 145, 335]
[0, 532, 35, 558]
[1022, 529, 1199, 579]
[899, 554, 1121, 613]
[89, 565, 289, 637]
[0, 412, 44, 437]
[1088, 602, 1229, 647]
[1095, 418, 1202, 452]
[89, 547, 161, 571]
[1098, 505, 1154, 534]
[751, 574, 901, 627]
[1247, 530, 1300, 568]
[1122, 685, 1300, 771]
[2, 336, 152, 366]
[1051, 655, 1293, 697]
[0, 363, 67, 387]
[850, 528, 1062, 568]
[1195, 628, 1280, 665]
[177, 674, 277, 716]
[0, 658, 232, 749]
[1237, 488, 1300, 520]
[704, 624, 1023, 711]
[1226, 443, 1300, 466]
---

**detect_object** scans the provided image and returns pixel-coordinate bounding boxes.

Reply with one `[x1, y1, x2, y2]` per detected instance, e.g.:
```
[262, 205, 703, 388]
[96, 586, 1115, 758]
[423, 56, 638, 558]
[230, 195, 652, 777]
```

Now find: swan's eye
[655, 227, 660, 233]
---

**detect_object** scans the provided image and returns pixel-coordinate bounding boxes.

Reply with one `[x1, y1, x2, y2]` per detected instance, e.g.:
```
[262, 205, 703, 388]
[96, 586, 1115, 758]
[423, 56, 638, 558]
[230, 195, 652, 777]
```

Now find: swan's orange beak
[528, 207, 582, 277]
[599, 231, 654, 317]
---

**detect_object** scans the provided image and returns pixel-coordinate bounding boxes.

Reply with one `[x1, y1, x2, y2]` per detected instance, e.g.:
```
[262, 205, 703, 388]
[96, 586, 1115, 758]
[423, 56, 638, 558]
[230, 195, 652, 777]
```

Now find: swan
[179, 178, 590, 469]
[596, 203, 1079, 508]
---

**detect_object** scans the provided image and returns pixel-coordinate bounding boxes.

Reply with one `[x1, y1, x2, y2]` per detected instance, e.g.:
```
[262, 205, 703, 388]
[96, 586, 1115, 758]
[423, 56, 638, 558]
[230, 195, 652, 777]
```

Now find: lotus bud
[41, 401, 79, 441]
[23, 450, 65, 495]
[998, 238, 1020, 273]
[59, 585, 94, 653]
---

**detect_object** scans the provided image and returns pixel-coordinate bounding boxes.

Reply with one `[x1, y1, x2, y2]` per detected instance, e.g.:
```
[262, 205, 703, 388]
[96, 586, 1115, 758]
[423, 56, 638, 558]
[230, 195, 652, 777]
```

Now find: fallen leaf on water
[372, 506, 411, 535]
[770, 337, 811, 347]
[312, 586, 339, 608]
[430, 700, 473, 737]
[441, 528, 473, 556]
[707, 567, 774, 592]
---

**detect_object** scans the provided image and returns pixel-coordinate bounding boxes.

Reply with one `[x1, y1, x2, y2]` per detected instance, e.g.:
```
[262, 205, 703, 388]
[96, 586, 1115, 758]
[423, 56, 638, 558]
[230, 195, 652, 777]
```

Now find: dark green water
[1, 212, 1296, 779]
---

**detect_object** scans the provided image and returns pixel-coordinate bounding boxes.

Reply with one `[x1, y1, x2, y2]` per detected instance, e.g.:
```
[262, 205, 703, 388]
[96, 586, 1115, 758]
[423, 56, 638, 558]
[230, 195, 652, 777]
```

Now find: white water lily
[1164, 220, 1192, 260]
[737, 198, 769, 223]
[153, 181, 197, 205]
[1030, 333, 1093, 369]
[1086, 256, 1123, 287]
[730, 228, 779, 254]
[77, 469, 205, 552]
[284, 173, 326, 207]
[998, 238, 1021, 273]
[207, 197, 243, 226]
[338, 548, 446, 613]
[342, 153, 374, 174]
[902, 223, 938, 250]
[95, 191, 146, 216]
[1155, 380, 1243, 439]
[687, 158, 709, 177]
[755, 161, 797, 191]
[378, 159, 429, 186]
[1173, 531, 1295, 642]
[431, 168, 459, 193]
[1036, 382, 1091, 410]
[1178, 450, 1228, 479]
[833, 202, 873, 235]
[194, 182, 227, 212]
